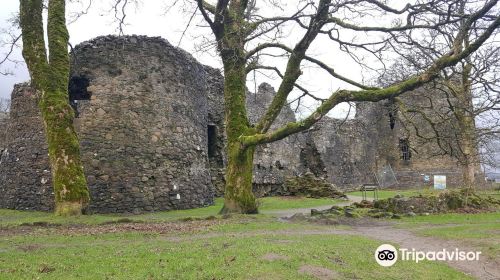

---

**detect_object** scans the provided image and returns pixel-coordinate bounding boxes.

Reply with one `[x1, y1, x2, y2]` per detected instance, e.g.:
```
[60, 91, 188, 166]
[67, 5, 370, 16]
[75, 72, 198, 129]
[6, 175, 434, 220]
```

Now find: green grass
[0, 197, 341, 227]
[258, 196, 341, 211]
[397, 212, 500, 258]
[0, 196, 491, 279]
[398, 211, 500, 226]
[0, 202, 220, 227]
[347, 188, 442, 199]
[348, 188, 500, 201]
[0, 218, 469, 280]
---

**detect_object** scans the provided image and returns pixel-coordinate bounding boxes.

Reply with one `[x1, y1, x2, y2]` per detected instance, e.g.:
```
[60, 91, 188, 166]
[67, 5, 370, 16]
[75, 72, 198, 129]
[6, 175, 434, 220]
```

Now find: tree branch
[240, 14, 500, 146]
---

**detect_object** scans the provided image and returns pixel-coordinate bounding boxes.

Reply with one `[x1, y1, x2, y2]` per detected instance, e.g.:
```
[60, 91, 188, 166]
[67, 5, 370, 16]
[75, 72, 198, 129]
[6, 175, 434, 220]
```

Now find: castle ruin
[0, 35, 473, 213]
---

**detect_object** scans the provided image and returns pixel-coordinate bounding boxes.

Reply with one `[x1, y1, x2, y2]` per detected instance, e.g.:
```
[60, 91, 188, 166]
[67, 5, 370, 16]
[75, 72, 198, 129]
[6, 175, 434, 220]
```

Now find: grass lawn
[0, 196, 489, 279]
[257, 196, 342, 211]
[397, 212, 500, 258]
[347, 188, 441, 199]
[0, 216, 470, 280]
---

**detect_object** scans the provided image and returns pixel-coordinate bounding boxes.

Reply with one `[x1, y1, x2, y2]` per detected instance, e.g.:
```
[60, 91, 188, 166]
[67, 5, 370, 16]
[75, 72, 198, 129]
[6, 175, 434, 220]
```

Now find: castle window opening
[399, 138, 411, 161]
[68, 75, 91, 117]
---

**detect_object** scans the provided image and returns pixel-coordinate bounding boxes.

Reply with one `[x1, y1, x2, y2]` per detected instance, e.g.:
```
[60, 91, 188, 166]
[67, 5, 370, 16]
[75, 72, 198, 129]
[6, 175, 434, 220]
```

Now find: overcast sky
[0, 1, 28, 100]
[0, 0, 382, 118]
[1, 1, 499, 171]
[0, 1, 497, 121]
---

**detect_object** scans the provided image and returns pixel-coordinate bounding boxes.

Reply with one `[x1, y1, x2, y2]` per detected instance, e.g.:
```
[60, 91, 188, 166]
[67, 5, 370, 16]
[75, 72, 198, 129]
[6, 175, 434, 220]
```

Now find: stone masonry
[0, 84, 53, 211]
[72, 36, 215, 213]
[1, 36, 216, 213]
[247, 83, 306, 196]
[0, 112, 8, 153]
[0, 35, 471, 213]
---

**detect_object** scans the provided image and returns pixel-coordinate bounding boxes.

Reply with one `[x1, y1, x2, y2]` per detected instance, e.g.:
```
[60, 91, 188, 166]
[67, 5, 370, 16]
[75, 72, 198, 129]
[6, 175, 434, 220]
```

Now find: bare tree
[169, 0, 500, 213]
[109, 0, 139, 36]
[381, 1, 500, 189]
[0, 14, 22, 76]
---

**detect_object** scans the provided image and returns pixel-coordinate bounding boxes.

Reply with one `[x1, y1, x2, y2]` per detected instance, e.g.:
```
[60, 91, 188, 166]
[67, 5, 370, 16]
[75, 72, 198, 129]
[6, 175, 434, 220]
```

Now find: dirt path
[158, 221, 498, 279]
[353, 224, 500, 280]
[262, 196, 499, 280]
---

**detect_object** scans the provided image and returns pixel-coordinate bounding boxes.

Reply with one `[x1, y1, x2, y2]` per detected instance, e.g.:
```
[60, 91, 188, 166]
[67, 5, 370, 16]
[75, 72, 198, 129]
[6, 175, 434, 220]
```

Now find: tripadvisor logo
[375, 244, 481, 267]
[375, 244, 398, 267]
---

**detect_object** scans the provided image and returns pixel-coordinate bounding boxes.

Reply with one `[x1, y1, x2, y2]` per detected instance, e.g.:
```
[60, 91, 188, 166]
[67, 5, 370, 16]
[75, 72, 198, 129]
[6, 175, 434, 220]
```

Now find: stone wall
[204, 66, 227, 196]
[0, 36, 310, 212]
[206, 80, 310, 197]
[300, 86, 472, 190]
[70, 35, 214, 213]
[0, 36, 216, 213]
[246, 83, 306, 197]
[0, 35, 473, 213]
[305, 117, 377, 189]
[0, 84, 53, 211]
[346, 90, 467, 189]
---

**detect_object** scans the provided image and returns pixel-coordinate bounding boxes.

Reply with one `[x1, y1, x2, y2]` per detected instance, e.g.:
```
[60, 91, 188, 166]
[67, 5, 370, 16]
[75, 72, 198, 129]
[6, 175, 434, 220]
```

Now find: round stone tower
[0, 36, 216, 213]
[68, 35, 214, 213]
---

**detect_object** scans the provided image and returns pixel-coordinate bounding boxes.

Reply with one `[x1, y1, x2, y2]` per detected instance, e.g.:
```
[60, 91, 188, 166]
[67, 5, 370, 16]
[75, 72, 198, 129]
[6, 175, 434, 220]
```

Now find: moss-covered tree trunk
[217, 2, 259, 214]
[223, 142, 257, 214]
[220, 50, 258, 214]
[20, 0, 89, 216]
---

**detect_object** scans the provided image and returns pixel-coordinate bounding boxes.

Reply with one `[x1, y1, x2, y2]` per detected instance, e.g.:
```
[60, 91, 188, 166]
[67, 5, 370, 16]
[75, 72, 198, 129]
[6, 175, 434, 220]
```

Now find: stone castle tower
[0, 35, 470, 213]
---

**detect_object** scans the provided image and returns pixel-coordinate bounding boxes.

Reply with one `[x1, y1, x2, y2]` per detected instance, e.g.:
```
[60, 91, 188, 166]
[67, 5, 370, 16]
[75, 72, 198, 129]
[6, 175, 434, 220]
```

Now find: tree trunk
[460, 126, 476, 206]
[462, 157, 476, 188]
[459, 120, 477, 189]
[222, 143, 258, 214]
[220, 51, 258, 214]
[40, 90, 89, 216]
[457, 63, 477, 190]
[20, 0, 89, 216]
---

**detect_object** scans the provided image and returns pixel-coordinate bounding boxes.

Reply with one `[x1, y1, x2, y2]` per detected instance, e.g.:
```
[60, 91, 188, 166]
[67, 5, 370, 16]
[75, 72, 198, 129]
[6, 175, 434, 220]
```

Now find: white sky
[0, 0, 382, 118]
[1, 0, 498, 171]
[0, 1, 496, 121]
